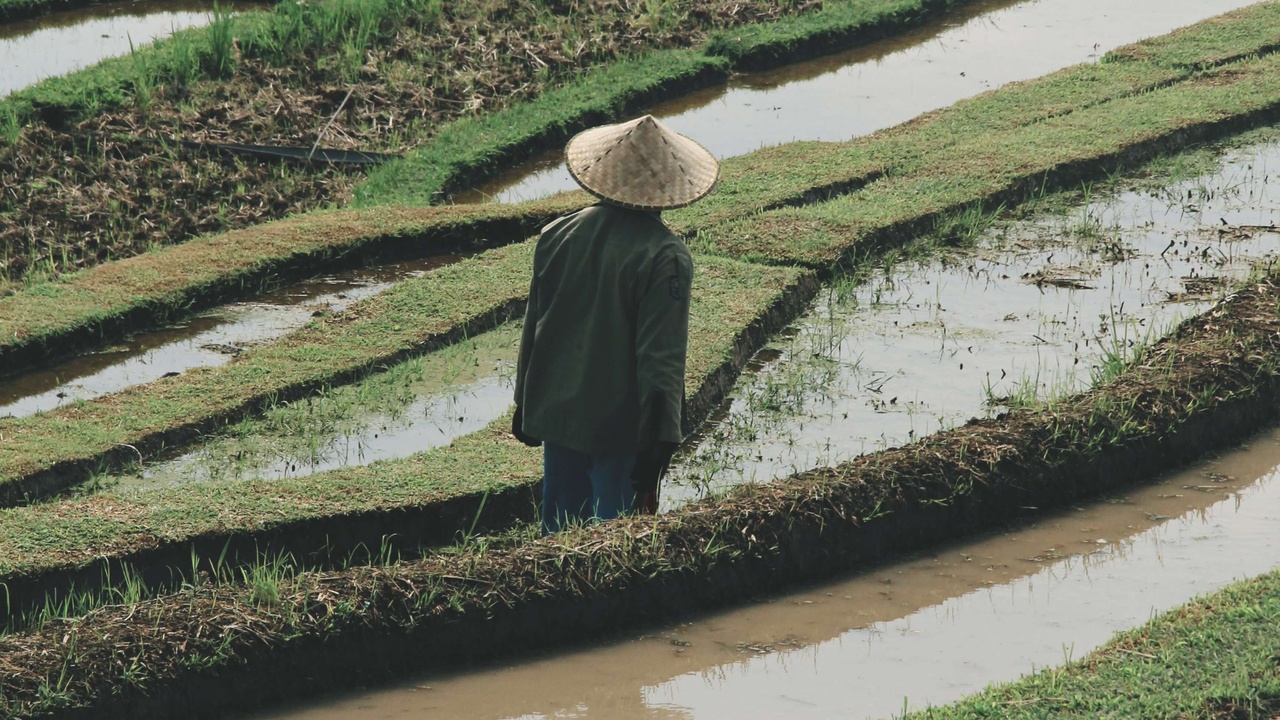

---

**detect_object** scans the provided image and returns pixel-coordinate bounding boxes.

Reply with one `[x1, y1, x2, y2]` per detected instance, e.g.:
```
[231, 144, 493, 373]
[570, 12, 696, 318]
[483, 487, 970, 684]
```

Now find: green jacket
[515, 202, 694, 456]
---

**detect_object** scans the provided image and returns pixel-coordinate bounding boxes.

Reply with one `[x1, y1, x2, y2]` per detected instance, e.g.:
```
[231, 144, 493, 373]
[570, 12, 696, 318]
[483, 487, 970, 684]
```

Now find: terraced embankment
[3, 2, 1280, 623]
[6, 6, 1280, 717]
[4, 256, 1280, 719]
[3, 1, 1276, 377]
[0, 254, 815, 616]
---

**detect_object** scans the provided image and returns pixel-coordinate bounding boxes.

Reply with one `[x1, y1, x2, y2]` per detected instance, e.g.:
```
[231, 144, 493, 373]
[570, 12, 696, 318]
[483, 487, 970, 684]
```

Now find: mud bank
[5, 257, 1280, 719]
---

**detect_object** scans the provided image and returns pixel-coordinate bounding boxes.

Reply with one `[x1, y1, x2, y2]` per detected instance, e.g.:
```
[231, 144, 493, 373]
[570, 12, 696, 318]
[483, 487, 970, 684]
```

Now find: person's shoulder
[540, 206, 591, 235]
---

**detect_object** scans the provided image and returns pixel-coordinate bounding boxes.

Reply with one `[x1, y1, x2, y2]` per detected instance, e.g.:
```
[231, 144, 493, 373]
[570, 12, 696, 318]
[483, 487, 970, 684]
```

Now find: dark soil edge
[0, 271, 822, 622]
[708, 0, 961, 71]
[36, 264, 1280, 720]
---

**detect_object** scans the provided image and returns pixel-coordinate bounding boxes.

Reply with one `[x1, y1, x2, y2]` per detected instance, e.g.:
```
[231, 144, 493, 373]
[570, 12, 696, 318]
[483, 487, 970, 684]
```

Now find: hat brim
[565, 116, 720, 211]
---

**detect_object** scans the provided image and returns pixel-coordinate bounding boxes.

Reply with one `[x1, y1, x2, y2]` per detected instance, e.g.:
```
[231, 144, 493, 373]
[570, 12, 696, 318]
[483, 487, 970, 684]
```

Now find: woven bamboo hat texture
[565, 115, 719, 211]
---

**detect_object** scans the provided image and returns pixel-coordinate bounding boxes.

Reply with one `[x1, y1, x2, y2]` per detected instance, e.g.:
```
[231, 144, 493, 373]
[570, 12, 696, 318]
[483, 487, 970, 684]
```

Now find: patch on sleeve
[668, 273, 685, 300]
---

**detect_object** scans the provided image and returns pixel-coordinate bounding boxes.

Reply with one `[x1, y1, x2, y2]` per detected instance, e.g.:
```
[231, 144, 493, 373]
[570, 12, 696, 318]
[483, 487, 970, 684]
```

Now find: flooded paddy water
[666, 134, 1280, 505]
[0, 0, 254, 97]
[0, 254, 460, 418]
[458, 0, 1263, 204]
[249, 422, 1280, 720]
[110, 323, 518, 491]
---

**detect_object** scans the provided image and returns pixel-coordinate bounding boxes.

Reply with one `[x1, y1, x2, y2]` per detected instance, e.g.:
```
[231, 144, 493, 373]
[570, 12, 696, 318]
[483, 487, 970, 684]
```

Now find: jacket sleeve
[635, 247, 694, 447]
[515, 247, 541, 406]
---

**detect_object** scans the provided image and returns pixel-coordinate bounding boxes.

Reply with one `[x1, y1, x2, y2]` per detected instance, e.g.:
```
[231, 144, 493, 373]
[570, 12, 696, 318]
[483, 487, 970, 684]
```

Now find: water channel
[0, 255, 459, 418]
[1, 0, 254, 97]
[456, 0, 1264, 204]
[247, 423, 1280, 720]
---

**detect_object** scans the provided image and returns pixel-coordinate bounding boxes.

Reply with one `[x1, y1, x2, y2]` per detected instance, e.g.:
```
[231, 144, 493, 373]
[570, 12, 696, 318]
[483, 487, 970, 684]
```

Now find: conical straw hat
[565, 115, 719, 211]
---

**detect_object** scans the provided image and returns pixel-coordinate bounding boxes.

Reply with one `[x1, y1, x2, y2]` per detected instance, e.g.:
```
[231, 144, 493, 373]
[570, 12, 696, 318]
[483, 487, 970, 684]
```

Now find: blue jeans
[541, 443, 637, 534]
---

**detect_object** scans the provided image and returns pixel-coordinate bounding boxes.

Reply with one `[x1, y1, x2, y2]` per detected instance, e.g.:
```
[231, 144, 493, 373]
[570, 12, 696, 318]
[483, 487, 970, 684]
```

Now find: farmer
[512, 114, 720, 534]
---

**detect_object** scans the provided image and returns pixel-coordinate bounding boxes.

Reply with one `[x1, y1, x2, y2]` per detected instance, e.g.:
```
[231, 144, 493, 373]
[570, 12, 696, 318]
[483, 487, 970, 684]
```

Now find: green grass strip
[0, 255, 810, 579]
[697, 50, 1280, 265]
[908, 572, 1280, 718]
[0, 196, 581, 374]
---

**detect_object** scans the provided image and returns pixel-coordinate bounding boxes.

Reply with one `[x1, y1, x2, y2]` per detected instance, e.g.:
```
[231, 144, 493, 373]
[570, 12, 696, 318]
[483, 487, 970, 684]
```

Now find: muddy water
[455, 0, 1261, 204]
[1, 1, 253, 97]
[248, 425, 1280, 720]
[0, 255, 460, 418]
[108, 322, 519, 491]
[667, 136, 1280, 504]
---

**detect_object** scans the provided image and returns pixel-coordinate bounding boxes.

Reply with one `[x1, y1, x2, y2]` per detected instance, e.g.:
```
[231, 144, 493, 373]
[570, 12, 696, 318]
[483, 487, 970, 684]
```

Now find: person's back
[509, 114, 718, 533]
[515, 202, 691, 457]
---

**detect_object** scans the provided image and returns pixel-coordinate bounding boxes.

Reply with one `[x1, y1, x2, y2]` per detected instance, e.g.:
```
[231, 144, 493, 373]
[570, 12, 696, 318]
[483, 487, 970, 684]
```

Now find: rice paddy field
[3, 0, 1280, 718]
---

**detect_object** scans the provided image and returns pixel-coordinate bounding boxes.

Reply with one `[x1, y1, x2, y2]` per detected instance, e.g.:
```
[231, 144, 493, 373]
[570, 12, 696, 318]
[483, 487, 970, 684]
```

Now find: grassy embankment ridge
[4, 263, 1280, 719]
[905, 573, 1280, 718]
[0, 0, 975, 287]
[0, 246, 810, 506]
[0, 253, 814, 608]
[5, 16, 1280, 507]
[4, 1, 1277, 377]
[695, 53, 1280, 265]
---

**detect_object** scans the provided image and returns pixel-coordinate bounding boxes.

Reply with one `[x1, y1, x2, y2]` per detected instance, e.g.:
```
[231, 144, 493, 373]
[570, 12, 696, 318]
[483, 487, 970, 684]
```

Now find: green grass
[907, 571, 1280, 718]
[695, 50, 1280, 266]
[0, 254, 809, 579]
[0, 197, 581, 374]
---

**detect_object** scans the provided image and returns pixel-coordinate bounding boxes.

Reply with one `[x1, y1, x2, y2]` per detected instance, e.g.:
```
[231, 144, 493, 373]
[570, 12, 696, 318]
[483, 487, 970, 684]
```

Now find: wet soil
[0, 0, 806, 287]
[667, 133, 1280, 505]
[0, 1, 249, 97]
[457, 0, 1262, 204]
[247, 425, 1280, 720]
[0, 254, 461, 418]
